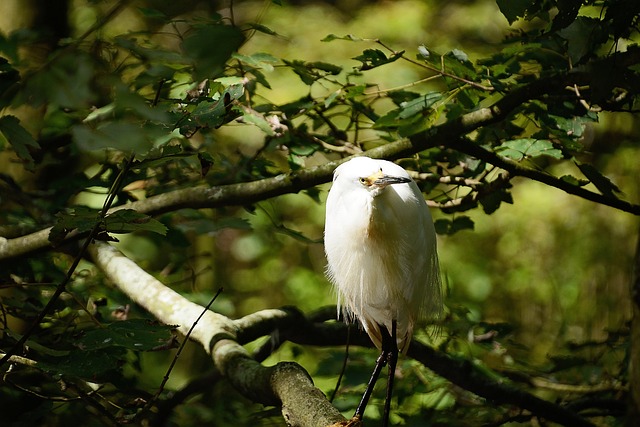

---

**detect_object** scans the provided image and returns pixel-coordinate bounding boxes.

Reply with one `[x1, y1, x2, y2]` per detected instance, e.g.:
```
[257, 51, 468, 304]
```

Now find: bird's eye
[358, 177, 368, 185]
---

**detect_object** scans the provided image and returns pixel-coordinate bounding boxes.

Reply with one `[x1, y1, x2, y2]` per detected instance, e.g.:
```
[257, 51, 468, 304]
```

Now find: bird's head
[333, 157, 412, 197]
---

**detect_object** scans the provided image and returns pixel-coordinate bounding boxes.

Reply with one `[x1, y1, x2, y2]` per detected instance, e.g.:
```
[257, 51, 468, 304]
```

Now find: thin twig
[329, 323, 351, 403]
[134, 287, 224, 421]
[375, 39, 494, 92]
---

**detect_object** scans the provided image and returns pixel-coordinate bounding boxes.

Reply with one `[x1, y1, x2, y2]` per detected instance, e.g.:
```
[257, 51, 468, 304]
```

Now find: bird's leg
[353, 324, 397, 423]
[382, 320, 398, 427]
[353, 345, 388, 421]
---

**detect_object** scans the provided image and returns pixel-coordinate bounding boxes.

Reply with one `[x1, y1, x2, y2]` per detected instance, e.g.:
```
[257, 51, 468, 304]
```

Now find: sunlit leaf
[398, 92, 443, 119]
[321, 34, 366, 42]
[246, 22, 280, 36]
[497, 139, 563, 160]
[243, 112, 275, 135]
[560, 174, 589, 186]
[233, 52, 279, 72]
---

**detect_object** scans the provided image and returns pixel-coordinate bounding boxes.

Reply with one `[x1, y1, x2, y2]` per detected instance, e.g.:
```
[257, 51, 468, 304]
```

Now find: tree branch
[447, 138, 640, 214]
[85, 242, 602, 427]
[87, 241, 346, 427]
[2, 49, 640, 260]
[231, 307, 598, 427]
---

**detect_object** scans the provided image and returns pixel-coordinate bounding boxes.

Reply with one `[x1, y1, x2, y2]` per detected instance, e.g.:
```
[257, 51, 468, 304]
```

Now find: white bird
[324, 156, 442, 425]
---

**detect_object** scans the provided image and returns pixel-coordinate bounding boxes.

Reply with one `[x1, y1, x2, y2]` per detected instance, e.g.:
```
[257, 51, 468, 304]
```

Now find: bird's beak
[370, 170, 412, 187]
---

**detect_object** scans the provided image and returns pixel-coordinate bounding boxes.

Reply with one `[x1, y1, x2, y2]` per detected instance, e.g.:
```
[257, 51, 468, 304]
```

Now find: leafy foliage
[0, 0, 638, 426]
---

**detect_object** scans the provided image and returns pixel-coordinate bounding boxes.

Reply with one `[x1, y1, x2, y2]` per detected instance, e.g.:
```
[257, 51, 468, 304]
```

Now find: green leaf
[49, 206, 101, 244]
[0, 115, 39, 171]
[497, 139, 563, 161]
[548, 114, 591, 138]
[113, 84, 170, 122]
[198, 152, 214, 176]
[419, 47, 478, 83]
[182, 24, 245, 79]
[242, 112, 275, 136]
[558, 17, 607, 64]
[77, 319, 176, 351]
[373, 93, 442, 135]
[39, 347, 127, 381]
[496, 0, 535, 24]
[321, 34, 366, 42]
[0, 57, 20, 108]
[387, 90, 421, 106]
[576, 162, 621, 198]
[353, 49, 403, 71]
[114, 36, 186, 65]
[479, 189, 513, 214]
[22, 53, 96, 108]
[449, 49, 470, 63]
[104, 209, 168, 235]
[246, 22, 280, 36]
[134, 144, 193, 171]
[233, 52, 279, 72]
[434, 216, 475, 235]
[551, 0, 582, 31]
[283, 60, 342, 85]
[560, 174, 589, 187]
[72, 121, 163, 154]
[398, 92, 443, 119]
[184, 82, 244, 132]
[191, 98, 228, 128]
[137, 7, 167, 20]
[174, 215, 251, 234]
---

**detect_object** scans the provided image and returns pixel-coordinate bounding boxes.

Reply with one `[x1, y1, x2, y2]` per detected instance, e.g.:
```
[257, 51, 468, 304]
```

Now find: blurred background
[1, 0, 638, 425]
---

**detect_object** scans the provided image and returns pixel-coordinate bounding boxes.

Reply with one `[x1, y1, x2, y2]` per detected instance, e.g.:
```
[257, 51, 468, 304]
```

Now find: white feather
[325, 157, 442, 352]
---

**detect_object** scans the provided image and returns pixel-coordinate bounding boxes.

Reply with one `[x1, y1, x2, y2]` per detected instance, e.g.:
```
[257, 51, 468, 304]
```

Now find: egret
[324, 156, 442, 426]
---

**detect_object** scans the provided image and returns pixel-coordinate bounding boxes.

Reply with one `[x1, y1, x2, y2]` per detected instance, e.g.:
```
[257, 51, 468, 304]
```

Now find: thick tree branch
[232, 307, 597, 427]
[84, 249, 602, 427]
[87, 241, 345, 427]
